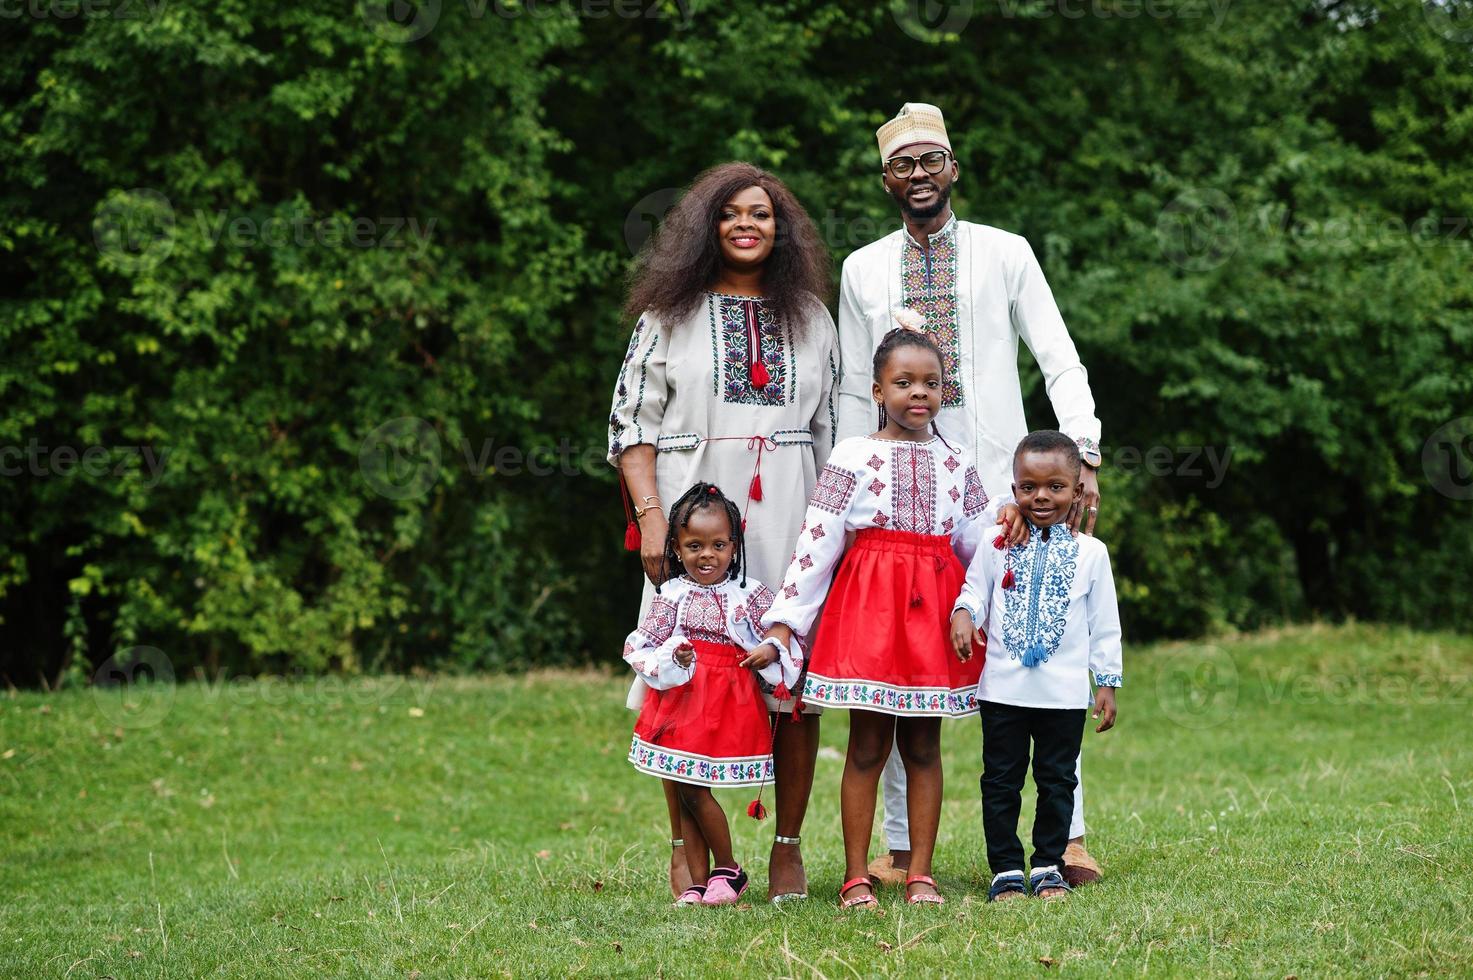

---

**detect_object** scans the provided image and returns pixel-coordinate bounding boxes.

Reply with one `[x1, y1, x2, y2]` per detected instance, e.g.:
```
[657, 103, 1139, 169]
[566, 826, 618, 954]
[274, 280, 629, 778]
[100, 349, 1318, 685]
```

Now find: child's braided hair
[870, 326, 956, 451]
[659, 481, 747, 590]
[871, 325, 943, 381]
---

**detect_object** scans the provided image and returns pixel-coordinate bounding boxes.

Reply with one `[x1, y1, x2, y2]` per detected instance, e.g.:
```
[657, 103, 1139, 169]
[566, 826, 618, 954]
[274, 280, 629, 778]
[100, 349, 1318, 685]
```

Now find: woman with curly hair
[607, 162, 836, 904]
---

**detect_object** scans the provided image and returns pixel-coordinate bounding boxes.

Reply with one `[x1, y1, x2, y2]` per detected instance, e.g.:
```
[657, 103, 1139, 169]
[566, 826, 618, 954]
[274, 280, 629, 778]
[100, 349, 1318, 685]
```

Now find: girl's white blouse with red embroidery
[622, 575, 802, 692]
[761, 435, 999, 641]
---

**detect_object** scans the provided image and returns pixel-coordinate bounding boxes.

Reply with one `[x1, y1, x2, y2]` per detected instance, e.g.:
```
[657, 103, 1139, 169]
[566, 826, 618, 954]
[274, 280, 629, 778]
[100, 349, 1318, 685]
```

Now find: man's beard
[891, 180, 952, 221]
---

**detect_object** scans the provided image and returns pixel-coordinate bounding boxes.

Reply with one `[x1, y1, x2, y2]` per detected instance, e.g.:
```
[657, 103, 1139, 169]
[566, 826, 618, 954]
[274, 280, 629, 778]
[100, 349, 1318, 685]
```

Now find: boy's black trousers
[978, 700, 1086, 874]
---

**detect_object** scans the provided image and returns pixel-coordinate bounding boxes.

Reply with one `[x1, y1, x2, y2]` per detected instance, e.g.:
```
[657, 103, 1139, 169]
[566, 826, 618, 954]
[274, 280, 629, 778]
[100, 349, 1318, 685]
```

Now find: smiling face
[882, 141, 957, 222]
[1011, 449, 1083, 529]
[873, 342, 943, 435]
[716, 185, 776, 272]
[675, 504, 735, 585]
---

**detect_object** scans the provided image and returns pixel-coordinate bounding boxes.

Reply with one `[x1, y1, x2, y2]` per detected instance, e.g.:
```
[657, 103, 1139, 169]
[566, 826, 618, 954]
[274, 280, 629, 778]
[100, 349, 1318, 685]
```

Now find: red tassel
[750, 360, 770, 388]
[773, 682, 791, 703]
[747, 799, 768, 820]
[624, 520, 641, 551]
[1001, 568, 1016, 590]
[993, 533, 1007, 550]
[749, 472, 763, 502]
[791, 699, 804, 722]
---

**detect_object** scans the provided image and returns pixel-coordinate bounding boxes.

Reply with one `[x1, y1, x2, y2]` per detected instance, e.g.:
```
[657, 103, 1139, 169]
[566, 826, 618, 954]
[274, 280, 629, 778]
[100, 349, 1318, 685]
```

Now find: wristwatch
[1077, 437, 1102, 469]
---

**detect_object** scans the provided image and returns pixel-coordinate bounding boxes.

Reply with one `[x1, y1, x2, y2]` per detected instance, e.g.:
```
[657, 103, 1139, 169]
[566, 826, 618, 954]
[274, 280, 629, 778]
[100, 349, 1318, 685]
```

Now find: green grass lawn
[2, 623, 1471, 977]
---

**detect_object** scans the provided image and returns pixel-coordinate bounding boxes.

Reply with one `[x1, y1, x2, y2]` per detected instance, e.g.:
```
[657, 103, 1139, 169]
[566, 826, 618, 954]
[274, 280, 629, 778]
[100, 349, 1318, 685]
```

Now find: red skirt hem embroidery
[803, 528, 983, 717]
[629, 638, 773, 786]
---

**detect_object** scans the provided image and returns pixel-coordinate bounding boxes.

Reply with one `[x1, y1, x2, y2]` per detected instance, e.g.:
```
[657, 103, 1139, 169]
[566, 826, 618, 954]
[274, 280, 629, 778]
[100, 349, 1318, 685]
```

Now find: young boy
[949, 430, 1123, 901]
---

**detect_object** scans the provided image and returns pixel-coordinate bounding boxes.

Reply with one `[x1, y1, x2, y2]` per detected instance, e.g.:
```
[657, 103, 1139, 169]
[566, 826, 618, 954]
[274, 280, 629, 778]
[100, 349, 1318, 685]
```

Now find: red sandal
[838, 875, 879, 910]
[904, 874, 945, 905]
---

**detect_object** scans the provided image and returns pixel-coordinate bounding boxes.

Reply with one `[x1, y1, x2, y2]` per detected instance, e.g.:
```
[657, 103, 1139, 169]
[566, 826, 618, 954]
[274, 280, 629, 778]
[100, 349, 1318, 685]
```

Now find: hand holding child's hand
[998, 504, 1030, 547]
[739, 640, 779, 670]
[1092, 686, 1117, 733]
[949, 609, 982, 663]
[673, 641, 695, 670]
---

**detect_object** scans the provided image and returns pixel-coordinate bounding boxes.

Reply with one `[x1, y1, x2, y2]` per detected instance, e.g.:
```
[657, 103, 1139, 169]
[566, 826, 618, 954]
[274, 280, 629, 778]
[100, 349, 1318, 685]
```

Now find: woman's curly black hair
[624, 162, 831, 332]
[659, 482, 748, 589]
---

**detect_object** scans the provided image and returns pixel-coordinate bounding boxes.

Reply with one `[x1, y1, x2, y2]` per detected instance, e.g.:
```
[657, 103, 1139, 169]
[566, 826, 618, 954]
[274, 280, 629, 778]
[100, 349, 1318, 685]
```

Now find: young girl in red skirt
[762, 328, 1026, 908]
[624, 482, 803, 907]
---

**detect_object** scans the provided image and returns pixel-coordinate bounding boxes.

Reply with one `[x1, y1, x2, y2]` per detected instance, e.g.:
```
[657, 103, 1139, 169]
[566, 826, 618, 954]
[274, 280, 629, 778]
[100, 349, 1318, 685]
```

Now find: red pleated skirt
[628, 638, 774, 787]
[802, 528, 983, 717]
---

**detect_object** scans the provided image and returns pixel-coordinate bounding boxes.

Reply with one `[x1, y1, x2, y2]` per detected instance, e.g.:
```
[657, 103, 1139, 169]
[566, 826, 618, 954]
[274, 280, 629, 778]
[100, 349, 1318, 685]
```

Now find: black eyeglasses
[884, 150, 950, 179]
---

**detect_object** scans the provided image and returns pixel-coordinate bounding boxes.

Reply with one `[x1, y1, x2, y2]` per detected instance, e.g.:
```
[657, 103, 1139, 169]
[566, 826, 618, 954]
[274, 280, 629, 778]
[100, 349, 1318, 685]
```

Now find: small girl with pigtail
[623, 482, 803, 907]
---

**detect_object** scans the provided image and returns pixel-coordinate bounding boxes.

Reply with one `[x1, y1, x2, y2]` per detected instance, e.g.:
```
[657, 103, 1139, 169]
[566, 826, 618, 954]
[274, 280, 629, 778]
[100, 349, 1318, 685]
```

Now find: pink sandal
[839, 875, 879, 910]
[904, 874, 945, 906]
[672, 884, 706, 907]
[700, 866, 749, 906]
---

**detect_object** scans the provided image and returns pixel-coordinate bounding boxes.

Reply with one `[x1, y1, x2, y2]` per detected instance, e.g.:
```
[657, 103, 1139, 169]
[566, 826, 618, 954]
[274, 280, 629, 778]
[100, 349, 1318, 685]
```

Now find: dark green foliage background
[2, 0, 1470, 685]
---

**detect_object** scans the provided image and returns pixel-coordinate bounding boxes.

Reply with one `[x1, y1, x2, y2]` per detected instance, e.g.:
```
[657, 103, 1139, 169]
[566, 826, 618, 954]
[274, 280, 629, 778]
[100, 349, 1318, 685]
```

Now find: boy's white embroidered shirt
[622, 575, 801, 691]
[761, 435, 1000, 639]
[955, 524, 1123, 709]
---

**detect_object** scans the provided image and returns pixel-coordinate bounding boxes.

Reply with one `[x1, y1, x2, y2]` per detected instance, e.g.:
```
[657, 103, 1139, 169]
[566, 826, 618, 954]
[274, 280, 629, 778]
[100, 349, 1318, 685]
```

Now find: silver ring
[1088, 506, 1098, 513]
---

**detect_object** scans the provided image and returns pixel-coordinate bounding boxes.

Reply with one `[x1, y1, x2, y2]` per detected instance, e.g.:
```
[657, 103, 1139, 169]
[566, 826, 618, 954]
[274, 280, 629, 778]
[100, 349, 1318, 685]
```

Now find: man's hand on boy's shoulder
[1092, 685, 1116, 733]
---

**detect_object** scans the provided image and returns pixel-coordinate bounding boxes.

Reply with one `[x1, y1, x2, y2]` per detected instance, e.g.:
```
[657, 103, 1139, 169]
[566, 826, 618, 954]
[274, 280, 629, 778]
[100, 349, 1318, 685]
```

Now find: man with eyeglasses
[835, 102, 1106, 890]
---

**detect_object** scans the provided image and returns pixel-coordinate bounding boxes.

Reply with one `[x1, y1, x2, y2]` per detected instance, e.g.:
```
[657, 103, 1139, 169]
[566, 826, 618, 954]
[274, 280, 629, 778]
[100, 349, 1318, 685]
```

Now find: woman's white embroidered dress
[608, 291, 838, 706]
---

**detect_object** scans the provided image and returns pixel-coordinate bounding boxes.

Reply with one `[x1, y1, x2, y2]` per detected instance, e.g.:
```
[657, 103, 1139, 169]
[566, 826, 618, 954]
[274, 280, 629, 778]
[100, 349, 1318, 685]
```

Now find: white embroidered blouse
[954, 524, 1124, 709]
[622, 576, 803, 692]
[836, 214, 1102, 496]
[761, 435, 999, 640]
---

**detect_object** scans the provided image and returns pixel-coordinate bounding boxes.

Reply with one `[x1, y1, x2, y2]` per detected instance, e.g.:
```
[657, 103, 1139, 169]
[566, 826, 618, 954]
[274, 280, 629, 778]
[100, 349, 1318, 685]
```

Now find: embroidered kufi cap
[876, 103, 952, 163]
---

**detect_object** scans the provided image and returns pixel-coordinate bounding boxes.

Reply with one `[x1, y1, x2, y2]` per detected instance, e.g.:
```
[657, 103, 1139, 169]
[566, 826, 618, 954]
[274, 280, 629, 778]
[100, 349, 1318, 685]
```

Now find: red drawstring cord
[699, 434, 778, 530]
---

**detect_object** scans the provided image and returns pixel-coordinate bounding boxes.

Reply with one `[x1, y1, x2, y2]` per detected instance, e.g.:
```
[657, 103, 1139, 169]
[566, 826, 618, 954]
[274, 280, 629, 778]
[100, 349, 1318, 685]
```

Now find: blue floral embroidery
[1094, 673, 1123, 688]
[1000, 527, 1079, 667]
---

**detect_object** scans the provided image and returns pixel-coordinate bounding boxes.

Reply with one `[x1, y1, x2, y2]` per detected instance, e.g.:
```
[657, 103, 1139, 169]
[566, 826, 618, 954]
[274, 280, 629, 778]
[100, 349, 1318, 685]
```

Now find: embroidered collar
[902, 212, 958, 251]
[862, 434, 938, 446]
[679, 575, 733, 591]
[706, 290, 767, 302]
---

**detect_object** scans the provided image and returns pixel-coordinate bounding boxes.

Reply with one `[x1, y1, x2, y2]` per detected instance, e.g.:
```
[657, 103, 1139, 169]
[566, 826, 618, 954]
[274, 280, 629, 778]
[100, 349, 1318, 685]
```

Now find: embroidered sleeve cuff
[1093, 672, 1123, 688]
[953, 597, 982, 625]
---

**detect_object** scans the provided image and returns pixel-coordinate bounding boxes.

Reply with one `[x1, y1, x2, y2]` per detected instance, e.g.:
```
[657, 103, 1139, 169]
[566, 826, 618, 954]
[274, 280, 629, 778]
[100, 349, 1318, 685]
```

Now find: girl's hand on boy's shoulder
[949, 609, 981, 663]
[1092, 686, 1117, 733]
[997, 504, 1030, 546]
